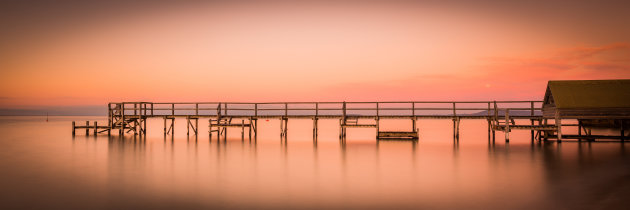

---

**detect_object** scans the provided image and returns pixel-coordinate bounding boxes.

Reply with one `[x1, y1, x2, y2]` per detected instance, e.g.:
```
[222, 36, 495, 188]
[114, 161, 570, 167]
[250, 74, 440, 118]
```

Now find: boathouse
[542, 79, 630, 140]
[543, 79, 630, 119]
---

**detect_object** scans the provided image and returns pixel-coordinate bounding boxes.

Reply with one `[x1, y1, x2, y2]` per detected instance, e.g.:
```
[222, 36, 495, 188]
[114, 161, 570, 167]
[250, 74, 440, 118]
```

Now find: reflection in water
[2, 116, 630, 209]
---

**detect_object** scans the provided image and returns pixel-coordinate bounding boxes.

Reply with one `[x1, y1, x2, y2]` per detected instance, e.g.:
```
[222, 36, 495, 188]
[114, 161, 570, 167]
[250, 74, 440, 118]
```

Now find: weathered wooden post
[530, 101, 535, 141]
[505, 109, 510, 142]
[621, 121, 625, 141]
[249, 118, 252, 141]
[86, 121, 90, 136]
[452, 103, 458, 140]
[72, 121, 76, 136]
[241, 119, 245, 141]
[376, 102, 380, 139]
[412, 102, 417, 134]
[578, 121, 582, 142]
[280, 117, 284, 138]
[94, 121, 98, 135]
[555, 110, 562, 142]
[487, 102, 491, 141]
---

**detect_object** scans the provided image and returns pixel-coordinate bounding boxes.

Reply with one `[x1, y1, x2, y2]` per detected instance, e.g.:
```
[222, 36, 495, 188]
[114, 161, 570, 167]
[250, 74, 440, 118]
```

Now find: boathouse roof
[543, 79, 630, 109]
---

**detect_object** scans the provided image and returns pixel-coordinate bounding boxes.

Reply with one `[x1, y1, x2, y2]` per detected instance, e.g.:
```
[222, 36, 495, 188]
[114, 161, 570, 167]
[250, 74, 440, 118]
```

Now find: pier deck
[70, 101, 628, 142]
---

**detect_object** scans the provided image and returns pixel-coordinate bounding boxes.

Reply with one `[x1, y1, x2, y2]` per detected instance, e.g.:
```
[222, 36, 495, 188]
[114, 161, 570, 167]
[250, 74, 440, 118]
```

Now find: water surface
[1, 116, 629, 209]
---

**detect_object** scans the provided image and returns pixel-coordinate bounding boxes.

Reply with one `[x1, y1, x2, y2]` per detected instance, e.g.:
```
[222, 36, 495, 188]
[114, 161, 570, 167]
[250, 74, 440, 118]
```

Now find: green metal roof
[545, 80, 630, 109]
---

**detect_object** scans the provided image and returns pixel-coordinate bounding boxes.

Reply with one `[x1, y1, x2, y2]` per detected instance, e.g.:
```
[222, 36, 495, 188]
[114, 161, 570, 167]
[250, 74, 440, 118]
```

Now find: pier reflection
[50, 118, 630, 209]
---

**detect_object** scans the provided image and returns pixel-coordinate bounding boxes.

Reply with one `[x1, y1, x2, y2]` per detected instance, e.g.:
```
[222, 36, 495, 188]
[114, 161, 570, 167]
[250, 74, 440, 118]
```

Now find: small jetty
[72, 80, 630, 142]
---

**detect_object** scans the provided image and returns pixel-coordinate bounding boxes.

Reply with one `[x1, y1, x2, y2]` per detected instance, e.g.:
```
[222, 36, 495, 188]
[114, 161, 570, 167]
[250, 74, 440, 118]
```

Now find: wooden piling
[72, 121, 76, 136]
[555, 111, 562, 142]
[94, 121, 98, 135]
[530, 101, 535, 141]
[505, 110, 510, 142]
[578, 121, 582, 142]
[86, 121, 89, 136]
[621, 121, 625, 142]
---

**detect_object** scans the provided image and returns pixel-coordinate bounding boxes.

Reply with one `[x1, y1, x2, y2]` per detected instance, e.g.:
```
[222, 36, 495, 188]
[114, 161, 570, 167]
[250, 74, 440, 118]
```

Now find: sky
[1, 0, 630, 113]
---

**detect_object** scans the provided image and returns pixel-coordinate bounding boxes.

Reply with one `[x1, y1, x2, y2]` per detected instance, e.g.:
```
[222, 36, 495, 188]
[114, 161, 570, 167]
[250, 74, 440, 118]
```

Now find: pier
[70, 80, 630, 142]
[72, 100, 566, 142]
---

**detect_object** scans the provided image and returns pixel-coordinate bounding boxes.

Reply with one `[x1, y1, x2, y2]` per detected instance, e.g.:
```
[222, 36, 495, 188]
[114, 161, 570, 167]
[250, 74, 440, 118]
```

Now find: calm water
[1, 116, 629, 209]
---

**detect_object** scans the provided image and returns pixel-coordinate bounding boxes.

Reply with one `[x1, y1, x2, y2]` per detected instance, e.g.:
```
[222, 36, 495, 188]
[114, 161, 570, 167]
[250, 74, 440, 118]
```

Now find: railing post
[452, 102, 456, 117]
[171, 104, 175, 116]
[342, 101, 346, 122]
[108, 103, 112, 128]
[285, 103, 288, 117]
[217, 103, 221, 118]
[376, 102, 379, 117]
[255, 103, 258, 117]
[315, 102, 319, 117]
[493, 101, 498, 120]
[412, 102, 415, 117]
[196, 103, 199, 116]
[487, 102, 491, 117]
[122, 103, 125, 122]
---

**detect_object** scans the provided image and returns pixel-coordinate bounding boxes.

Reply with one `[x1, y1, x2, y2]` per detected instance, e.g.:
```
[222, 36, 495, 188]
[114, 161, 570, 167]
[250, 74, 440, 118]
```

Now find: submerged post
[72, 121, 76, 136]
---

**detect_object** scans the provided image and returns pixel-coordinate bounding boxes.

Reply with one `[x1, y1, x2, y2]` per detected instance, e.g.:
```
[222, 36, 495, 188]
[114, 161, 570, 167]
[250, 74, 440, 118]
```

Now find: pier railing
[108, 101, 543, 119]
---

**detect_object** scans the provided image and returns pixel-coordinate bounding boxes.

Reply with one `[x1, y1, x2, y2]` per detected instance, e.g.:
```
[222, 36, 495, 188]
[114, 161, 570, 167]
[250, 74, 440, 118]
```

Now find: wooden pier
[70, 101, 551, 141]
[70, 80, 630, 142]
[70, 100, 629, 142]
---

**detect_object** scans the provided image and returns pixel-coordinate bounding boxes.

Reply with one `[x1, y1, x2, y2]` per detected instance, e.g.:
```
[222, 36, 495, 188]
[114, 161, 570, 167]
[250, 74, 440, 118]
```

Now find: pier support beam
[186, 117, 198, 136]
[313, 117, 318, 140]
[487, 119, 491, 141]
[555, 111, 562, 142]
[452, 118, 460, 141]
[164, 117, 174, 136]
[280, 117, 288, 139]
[505, 111, 510, 143]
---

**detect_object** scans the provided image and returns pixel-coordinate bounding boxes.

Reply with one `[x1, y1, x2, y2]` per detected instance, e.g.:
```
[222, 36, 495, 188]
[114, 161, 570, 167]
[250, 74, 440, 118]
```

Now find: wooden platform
[377, 131, 418, 140]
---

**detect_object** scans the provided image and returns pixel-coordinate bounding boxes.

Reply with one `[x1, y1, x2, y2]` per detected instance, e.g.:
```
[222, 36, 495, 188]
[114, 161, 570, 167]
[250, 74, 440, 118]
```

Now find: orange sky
[1, 1, 630, 108]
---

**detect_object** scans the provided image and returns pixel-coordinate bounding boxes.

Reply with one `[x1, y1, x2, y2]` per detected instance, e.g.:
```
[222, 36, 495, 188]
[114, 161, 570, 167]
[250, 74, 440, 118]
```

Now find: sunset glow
[1, 1, 629, 108]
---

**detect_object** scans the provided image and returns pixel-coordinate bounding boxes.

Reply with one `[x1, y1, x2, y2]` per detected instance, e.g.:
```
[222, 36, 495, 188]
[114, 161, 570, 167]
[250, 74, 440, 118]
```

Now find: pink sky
[1, 1, 630, 108]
